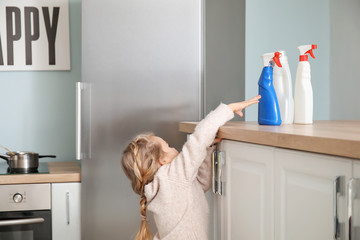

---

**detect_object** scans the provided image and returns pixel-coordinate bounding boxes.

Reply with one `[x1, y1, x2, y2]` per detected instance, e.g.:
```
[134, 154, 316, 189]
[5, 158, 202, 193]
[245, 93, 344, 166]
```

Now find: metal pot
[0, 152, 56, 173]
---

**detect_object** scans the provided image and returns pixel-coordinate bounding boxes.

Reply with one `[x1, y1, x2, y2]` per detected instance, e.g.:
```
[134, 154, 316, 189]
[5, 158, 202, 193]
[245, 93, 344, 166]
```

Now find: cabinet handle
[66, 191, 70, 225]
[348, 178, 360, 240]
[212, 151, 216, 194]
[212, 151, 225, 195]
[334, 176, 345, 240]
[217, 152, 225, 195]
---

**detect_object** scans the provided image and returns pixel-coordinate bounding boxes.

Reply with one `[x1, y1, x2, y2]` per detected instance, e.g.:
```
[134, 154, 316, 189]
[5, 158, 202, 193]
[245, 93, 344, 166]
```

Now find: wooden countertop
[179, 120, 360, 159]
[0, 161, 81, 185]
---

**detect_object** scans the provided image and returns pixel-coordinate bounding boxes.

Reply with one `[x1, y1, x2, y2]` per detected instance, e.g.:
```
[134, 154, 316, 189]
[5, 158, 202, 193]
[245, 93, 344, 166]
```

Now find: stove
[0, 162, 49, 175]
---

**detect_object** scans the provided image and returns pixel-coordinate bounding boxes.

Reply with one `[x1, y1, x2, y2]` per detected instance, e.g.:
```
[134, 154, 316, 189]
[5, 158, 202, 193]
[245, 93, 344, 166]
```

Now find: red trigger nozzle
[305, 45, 317, 58]
[307, 49, 315, 58]
[273, 52, 282, 67]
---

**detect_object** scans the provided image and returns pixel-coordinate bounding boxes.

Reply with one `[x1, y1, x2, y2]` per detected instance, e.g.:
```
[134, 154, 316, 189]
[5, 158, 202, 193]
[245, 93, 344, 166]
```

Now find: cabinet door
[214, 140, 274, 240]
[52, 183, 81, 240]
[351, 161, 360, 239]
[275, 149, 352, 240]
[353, 161, 360, 178]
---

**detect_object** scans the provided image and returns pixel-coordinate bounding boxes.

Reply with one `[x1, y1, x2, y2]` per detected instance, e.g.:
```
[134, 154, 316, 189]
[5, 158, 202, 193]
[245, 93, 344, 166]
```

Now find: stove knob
[13, 193, 23, 203]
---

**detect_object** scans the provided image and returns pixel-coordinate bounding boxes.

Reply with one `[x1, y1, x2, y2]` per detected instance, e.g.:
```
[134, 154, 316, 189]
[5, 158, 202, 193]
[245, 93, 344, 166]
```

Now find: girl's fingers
[236, 110, 244, 117]
[229, 95, 260, 113]
[211, 137, 223, 146]
[247, 97, 261, 102]
[253, 95, 261, 100]
[244, 100, 259, 107]
[247, 95, 261, 102]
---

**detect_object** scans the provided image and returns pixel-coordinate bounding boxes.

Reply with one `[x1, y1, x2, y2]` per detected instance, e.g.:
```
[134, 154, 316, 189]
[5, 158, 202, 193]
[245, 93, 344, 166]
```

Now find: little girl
[121, 95, 260, 240]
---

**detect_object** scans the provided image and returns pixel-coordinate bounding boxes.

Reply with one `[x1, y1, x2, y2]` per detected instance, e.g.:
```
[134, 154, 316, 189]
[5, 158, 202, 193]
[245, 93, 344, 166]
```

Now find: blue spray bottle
[258, 52, 282, 125]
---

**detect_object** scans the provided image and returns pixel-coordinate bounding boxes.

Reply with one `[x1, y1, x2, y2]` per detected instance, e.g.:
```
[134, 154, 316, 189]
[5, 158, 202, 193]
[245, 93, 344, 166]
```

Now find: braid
[139, 195, 147, 221]
[134, 194, 152, 240]
[132, 143, 144, 191]
[121, 133, 162, 240]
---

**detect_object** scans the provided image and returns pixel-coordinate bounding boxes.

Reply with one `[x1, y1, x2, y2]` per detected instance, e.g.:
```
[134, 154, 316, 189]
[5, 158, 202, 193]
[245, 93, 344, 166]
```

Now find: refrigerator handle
[76, 82, 83, 160]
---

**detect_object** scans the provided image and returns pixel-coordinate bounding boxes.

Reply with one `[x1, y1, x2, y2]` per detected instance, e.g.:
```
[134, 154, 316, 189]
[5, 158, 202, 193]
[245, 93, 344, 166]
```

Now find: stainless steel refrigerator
[79, 0, 245, 239]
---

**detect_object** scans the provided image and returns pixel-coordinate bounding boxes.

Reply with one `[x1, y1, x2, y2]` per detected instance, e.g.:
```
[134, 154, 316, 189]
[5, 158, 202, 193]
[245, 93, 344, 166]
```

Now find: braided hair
[121, 133, 162, 240]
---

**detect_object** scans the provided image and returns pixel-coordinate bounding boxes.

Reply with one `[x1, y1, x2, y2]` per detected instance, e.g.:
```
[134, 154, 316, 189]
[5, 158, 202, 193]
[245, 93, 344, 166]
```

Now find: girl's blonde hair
[121, 133, 162, 240]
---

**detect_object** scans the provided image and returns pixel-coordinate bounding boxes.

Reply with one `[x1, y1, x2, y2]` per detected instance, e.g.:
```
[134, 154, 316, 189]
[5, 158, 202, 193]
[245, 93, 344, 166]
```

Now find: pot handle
[38, 155, 56, 158]
[0, 154, 9, 161]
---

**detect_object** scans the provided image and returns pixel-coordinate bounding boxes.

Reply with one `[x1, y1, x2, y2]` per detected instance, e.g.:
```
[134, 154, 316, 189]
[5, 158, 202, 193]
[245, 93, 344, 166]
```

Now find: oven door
[0, 210, 51, 240]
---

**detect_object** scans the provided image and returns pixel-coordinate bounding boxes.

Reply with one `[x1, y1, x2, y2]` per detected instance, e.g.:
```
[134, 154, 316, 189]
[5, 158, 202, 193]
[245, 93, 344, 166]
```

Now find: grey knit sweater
[144, 103, 234, 240]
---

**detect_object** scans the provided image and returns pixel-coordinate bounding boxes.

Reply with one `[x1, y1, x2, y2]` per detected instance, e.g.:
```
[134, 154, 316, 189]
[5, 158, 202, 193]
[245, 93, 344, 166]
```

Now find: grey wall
[245, 0, 331, 121]
[330, 0, 360, 120]
[205, 1, 246, 239]
[0, 0, 81, 161]
[205, 0, 245, 119]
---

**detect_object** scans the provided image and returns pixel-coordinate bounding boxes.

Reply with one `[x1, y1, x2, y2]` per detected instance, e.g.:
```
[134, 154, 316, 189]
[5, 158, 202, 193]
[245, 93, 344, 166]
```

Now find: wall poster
[0, 0, 70, 71]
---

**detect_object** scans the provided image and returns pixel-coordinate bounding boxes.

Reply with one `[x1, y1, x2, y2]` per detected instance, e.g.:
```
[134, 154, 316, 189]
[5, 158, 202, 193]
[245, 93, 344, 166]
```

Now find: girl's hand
[210, 137, 223, 147]
[228, 95, 261, 117]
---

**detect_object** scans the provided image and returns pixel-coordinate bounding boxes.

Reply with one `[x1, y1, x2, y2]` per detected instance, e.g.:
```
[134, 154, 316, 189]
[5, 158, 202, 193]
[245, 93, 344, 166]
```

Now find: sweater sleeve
[196, 146, 215, 191]
[165, 103, 234, 182]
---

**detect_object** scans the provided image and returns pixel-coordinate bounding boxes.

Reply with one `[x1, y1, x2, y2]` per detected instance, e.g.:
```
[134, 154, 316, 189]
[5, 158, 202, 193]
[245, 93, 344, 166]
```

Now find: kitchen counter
[0, 161, 81, 185]
[179, 120, 360, 159]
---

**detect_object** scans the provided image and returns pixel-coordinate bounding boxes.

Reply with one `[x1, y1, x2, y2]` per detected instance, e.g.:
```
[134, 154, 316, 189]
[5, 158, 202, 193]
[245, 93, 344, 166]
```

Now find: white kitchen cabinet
[274, 148, 352, 240]
[351, 161, 360, 239]
[180, 120, 360, 240]
[354, 161, 360, 178]
[214, 140, 274, 240]
[214, 140, 359, 240]
[52, 183, 81, 240]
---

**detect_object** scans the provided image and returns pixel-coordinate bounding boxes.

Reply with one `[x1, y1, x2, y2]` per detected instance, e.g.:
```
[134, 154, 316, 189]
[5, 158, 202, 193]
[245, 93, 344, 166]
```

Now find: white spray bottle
[294, 44, 317, 124]
[273, 51, 294, 124]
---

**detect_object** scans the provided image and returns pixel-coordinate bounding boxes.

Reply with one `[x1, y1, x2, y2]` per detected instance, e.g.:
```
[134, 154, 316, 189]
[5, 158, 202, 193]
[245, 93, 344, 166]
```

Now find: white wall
[0, 0, 81, 161]
[245, 0, 330, 121]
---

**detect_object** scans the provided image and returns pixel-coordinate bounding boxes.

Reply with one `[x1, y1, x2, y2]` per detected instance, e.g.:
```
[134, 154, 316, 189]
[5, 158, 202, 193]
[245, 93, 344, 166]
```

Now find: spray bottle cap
[261, 52, 282, 67]
[278, 50, 286, 57]
[298, 44, 317, 62]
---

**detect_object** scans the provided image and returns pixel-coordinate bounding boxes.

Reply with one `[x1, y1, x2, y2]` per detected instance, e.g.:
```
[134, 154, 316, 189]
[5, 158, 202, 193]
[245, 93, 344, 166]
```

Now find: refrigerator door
[81, 0, 203, 239]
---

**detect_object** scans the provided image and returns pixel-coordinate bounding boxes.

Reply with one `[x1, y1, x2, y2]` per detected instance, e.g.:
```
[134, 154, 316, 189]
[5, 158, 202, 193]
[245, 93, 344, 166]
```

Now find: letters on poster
[0, 0, 70, 71]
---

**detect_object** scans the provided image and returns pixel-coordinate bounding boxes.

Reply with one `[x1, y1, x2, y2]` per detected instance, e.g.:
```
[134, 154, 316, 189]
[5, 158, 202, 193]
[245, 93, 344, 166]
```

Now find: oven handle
[0, 218, 44, 226]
